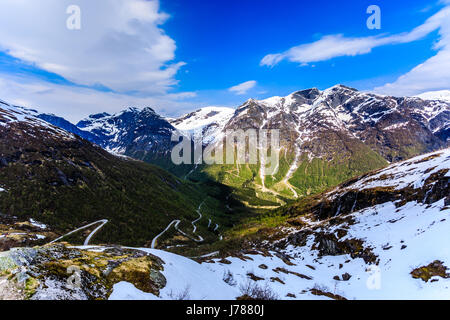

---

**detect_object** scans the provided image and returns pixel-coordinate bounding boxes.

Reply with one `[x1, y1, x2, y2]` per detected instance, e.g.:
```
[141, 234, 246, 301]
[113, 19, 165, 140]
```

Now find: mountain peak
[328, 84, 358, 91]
[88, 112, 111, 120]
[416, 90, 450, 103]
[292, 88, 321, 100]
[141, 107, 157, 116]
[122, 106, 140, 113]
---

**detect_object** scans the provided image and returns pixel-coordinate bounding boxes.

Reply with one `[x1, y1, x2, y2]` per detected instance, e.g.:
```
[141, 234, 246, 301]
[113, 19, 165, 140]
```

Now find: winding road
[49, 219, 109, 245]
[150, 200, 225, 249]
[150, 220, 180, 249]
[192, 201, 205, 233]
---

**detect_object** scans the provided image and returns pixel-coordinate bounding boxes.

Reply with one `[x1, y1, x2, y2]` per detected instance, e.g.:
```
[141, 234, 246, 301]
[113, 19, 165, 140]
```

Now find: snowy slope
[204, 199, 450, 300]
[170, 107, 235, 144]
[0, 99, 75, 140]
[417, 90, 450, 103]
[109, 248, 239, 300]
[76, 107, 176, 156]
[200, 148, 450, 300]
[107, 148, 449, 300]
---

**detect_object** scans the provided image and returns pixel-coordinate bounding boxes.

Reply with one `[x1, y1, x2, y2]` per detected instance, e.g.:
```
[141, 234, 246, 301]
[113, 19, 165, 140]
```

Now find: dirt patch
[310, 288, 346, 300]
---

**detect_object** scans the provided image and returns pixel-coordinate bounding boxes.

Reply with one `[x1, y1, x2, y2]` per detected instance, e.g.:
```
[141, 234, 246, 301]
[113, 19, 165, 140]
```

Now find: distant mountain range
[184, 85, 449, 204]
[0, 86, 449, 301]
[3, 85, 449, 204]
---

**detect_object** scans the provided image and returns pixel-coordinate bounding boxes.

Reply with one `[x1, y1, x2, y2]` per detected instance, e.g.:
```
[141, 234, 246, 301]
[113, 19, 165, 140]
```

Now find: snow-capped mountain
[224, 85, 449, 160]
[417, 90, 450, 103]
[0, 99, 76, 141]
[34, 113, 99, 144]
[188, 85, 449, 200]
[0, 98, 216, 248]
[76, 107, 177, 158]
[6, 85, 448, 202]
[169, 106, 235, 144]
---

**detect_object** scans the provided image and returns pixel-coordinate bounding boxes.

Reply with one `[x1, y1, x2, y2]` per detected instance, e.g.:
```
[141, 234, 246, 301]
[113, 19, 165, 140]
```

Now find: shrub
[238, 280, 278, 300]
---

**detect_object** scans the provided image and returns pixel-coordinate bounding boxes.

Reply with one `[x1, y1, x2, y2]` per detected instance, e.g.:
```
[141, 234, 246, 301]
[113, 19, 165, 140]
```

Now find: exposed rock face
[224, 85, 449, 161]
[286, 148, 450, 220]
[0, 244, 167, 300]
[411, 260, 450, 282]
[76, 107, 176, 159]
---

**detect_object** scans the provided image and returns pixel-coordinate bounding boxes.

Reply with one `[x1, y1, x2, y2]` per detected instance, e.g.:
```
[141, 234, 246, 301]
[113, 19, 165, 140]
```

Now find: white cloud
[261, 6, 450, 67]
[0, 74, 197, 123]
[0, 0, 182, 95]
[229, 81, 257, 95]
[374, 6, 450, 95]
[374, 49, 450, 96]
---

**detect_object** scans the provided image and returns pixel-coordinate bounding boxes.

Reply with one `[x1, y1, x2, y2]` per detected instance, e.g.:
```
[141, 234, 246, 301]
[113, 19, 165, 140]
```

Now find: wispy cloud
[374, 5, 450, 95]
[260, 6, 450, 67]
[229, 80, 257, 95]
[0, 0, 183, 95]
[0, 73, 198, 122]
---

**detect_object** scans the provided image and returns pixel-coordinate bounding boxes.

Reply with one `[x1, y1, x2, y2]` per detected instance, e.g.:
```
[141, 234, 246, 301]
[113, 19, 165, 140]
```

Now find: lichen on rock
[0, 243, 167, 300]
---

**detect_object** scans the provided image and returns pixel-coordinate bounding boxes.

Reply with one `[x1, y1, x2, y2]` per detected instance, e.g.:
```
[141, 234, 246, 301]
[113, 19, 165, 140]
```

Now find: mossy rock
[411, 260, 450, 282]
[0, 244, 168, 300]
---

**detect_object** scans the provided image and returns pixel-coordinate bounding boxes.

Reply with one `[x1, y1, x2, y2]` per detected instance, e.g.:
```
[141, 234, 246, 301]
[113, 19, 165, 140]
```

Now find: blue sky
[0, 0, 448, 121]
[161, 0, 439, 94]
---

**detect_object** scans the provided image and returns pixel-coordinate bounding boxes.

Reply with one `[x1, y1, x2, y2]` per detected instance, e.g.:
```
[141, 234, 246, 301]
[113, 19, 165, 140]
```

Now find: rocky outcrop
[0, 244, 167, 300]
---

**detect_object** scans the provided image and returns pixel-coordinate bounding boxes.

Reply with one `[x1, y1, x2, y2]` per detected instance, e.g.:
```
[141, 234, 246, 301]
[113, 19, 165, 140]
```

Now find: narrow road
[83, 220, 109, 245]
[150, 201, 206, 248]
[175, 220, 204, 242]
[151, 220, 180, 249]
[190, 251, 220, 259]
[149, 199, 230, 249]
[49, 219, 109, 245]
[192, 201, 205, 234]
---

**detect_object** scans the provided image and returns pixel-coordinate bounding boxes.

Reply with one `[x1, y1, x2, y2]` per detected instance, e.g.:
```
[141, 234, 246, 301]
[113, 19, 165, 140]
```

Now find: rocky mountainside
[199, 147, 450, 300]
[1, 147, 446, 300]
[13, 85, 449, 207]
[191, 85, 449, 205]
[0, 244, 238, 300]
[76, 107, 176, 160]
[0, 100, 225, 247]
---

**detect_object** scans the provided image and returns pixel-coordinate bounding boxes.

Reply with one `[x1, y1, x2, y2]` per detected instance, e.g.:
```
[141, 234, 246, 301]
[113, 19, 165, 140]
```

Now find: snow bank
[110, 248, 239, 300]
[205, 199, 450, 300]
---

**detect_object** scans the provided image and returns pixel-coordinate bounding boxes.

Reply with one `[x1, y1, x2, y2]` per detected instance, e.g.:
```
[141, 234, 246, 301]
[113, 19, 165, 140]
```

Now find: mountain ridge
[5, 84, 449, 204]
